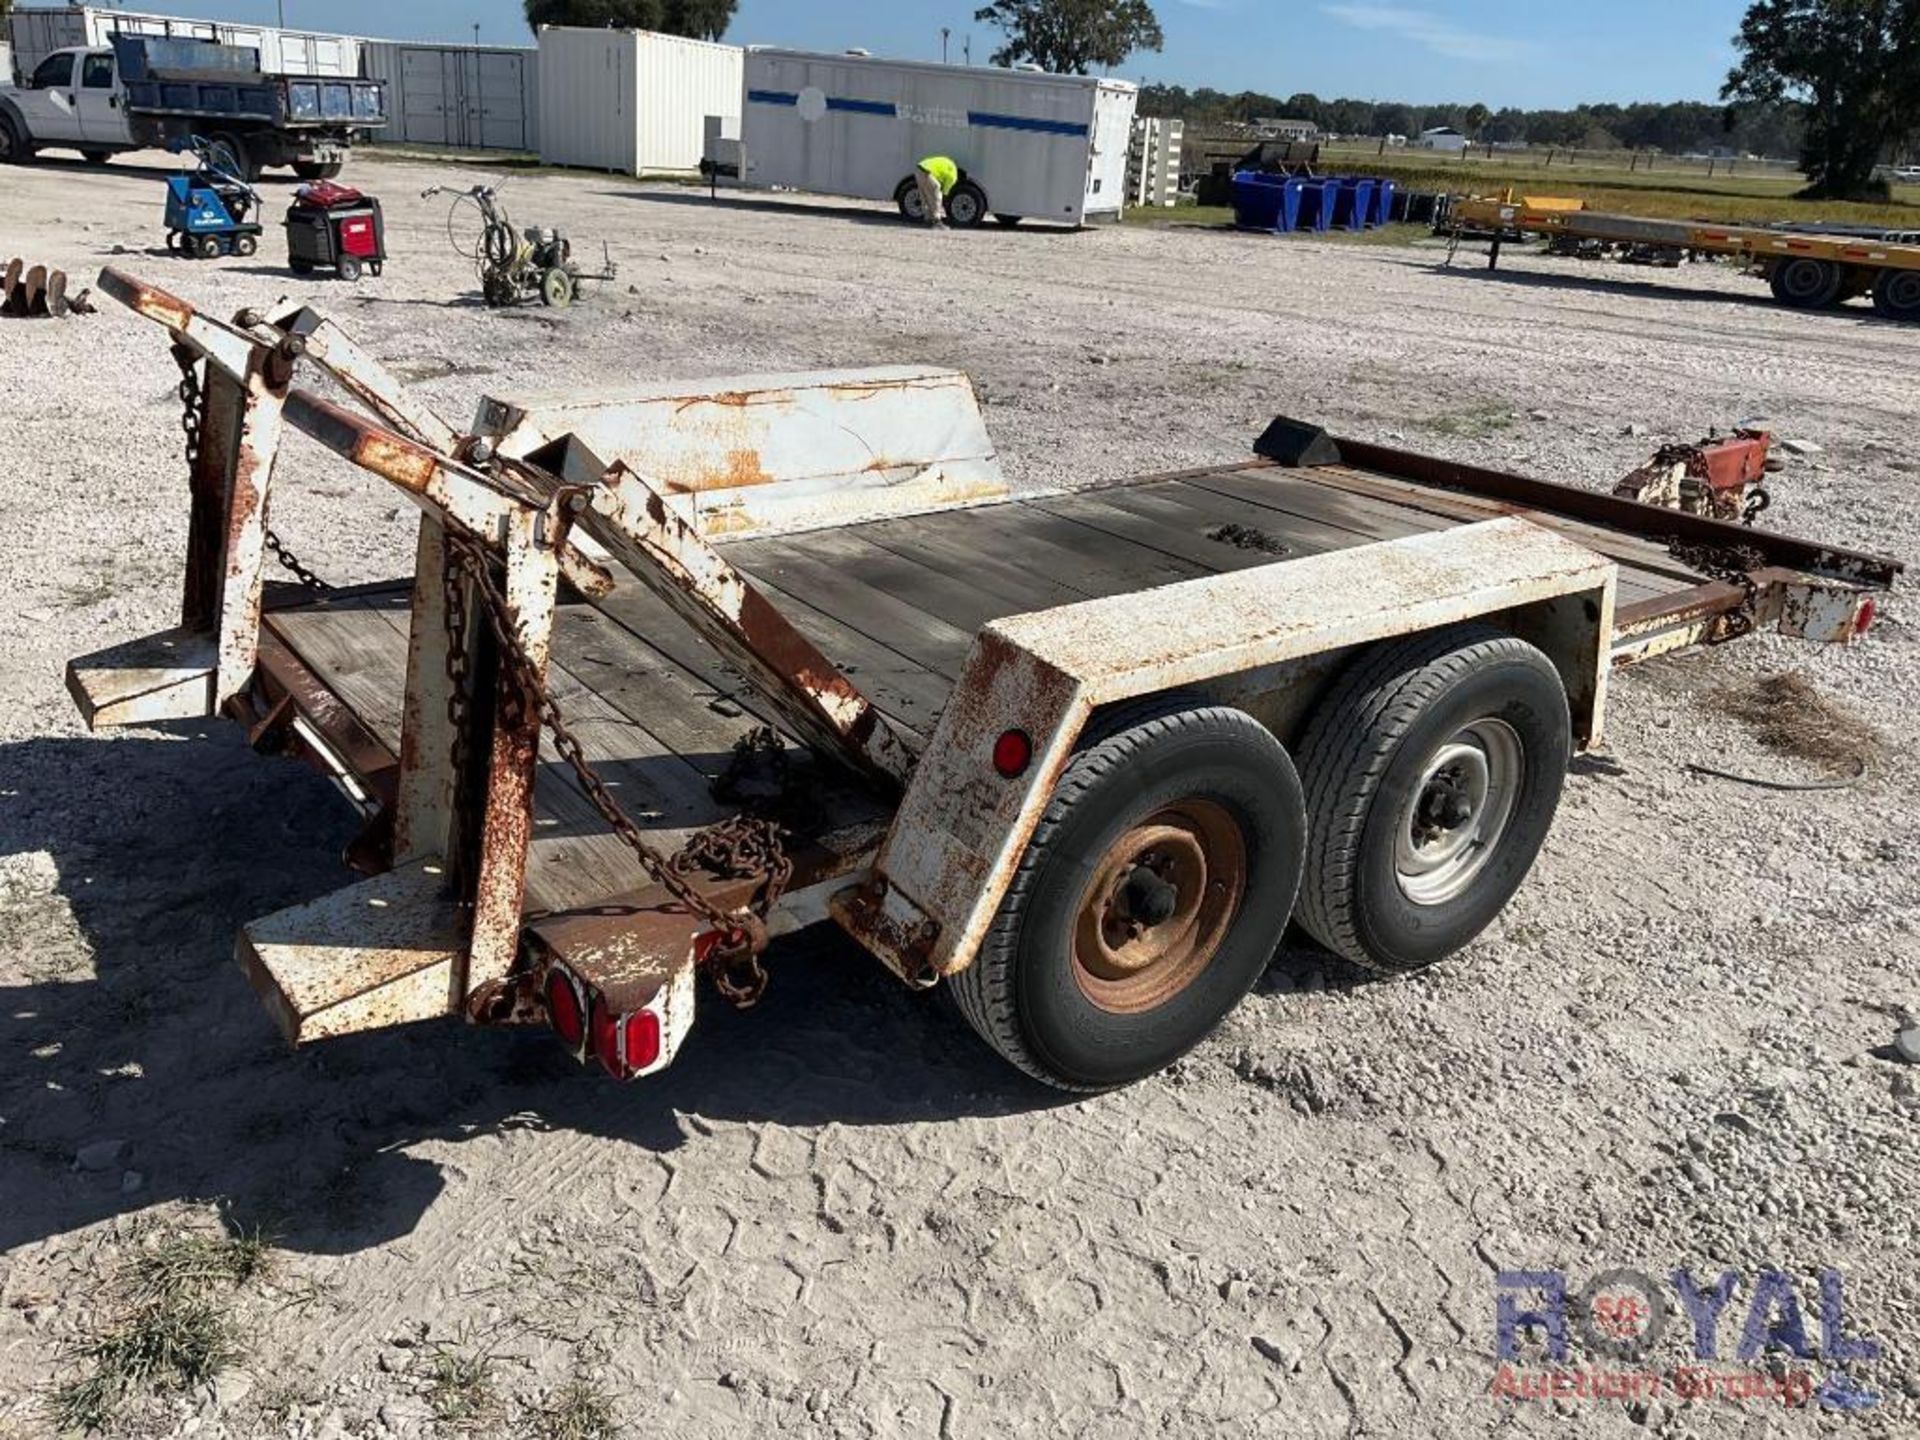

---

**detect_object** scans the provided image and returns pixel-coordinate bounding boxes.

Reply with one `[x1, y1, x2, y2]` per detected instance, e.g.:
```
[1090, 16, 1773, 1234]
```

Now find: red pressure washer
[285, 181, 387, 282]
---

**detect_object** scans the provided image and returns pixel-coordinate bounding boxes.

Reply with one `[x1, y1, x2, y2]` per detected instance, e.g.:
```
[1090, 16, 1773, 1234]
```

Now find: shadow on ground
[0, 720, 1355, 1259]
[0, 725, 1059, 1258]
[1426, 258, 1909, 324]
[610, 188, 1077, 235]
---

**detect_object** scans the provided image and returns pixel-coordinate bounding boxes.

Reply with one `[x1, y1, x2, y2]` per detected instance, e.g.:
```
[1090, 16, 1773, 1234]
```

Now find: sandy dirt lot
[1, 151, 1917, 1438]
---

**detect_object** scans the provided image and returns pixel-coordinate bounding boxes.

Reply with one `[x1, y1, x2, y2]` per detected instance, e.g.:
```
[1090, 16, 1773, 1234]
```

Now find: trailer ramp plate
[238, 858, 463, 1044]
[65, 626, 217, 730]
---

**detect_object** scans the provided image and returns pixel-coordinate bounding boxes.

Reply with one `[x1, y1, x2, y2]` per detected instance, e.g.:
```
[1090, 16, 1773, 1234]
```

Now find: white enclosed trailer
[734, 48, 1137, 227]
[7, 5, 359, 79]
[537, 24, 741, 175]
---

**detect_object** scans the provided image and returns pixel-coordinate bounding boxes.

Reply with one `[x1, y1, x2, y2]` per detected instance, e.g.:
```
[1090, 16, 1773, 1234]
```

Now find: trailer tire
[994, 214, 1024, 228]
[82, 149, 111, 167]
[947, 180, 989, 228]
[294, 161, 343, 181]
[1768, 257, 1843, 309]
[1294, 625, 1569, 975]
[895, 177, 927, 222]
[950, 705, 1306, 1091]
[1871, 267, 1920, 321]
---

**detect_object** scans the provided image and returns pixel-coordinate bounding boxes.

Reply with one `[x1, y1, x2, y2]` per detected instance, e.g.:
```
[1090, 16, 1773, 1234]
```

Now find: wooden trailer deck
[258, 454, 1752, 915]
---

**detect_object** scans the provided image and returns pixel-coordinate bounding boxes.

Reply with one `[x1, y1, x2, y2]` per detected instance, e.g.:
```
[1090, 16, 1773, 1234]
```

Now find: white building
[1418, 126, 1468, 153]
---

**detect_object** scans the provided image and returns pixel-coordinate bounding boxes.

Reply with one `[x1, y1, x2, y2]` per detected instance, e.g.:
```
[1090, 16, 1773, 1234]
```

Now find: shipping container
[7, 6, 359, 79]
[363, 41, 538, 152]
[733, 49, 1137, 227]
[537, 25, 741, 176]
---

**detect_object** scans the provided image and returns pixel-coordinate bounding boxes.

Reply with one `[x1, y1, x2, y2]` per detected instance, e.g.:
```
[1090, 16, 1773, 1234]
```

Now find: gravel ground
[0, 151, 1917, 1438]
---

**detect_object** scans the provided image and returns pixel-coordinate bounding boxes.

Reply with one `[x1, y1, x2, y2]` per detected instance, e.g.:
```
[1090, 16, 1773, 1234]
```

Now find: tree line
[1135, 87, 1806, 162]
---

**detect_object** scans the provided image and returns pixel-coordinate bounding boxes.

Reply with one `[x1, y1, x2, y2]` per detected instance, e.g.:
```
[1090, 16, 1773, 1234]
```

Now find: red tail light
[545, 967, 586, 1054]
[1855, 598, 1876, 637]
[622, 1010, 662, 1073]
[993, 728, 1033, 778]
[587, 994, 664, 1079]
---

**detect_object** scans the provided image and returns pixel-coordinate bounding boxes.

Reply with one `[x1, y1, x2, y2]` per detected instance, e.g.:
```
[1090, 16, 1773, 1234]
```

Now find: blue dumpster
[1333, 178, 1378, 231]
[1371, 178, 1397, 228]
[1230, 170, 1298, 231]
[1295, 179, 1335, 232]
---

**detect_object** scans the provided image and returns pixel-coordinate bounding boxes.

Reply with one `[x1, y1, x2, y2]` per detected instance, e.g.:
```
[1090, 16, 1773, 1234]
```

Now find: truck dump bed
[253, 444, 1891, 917]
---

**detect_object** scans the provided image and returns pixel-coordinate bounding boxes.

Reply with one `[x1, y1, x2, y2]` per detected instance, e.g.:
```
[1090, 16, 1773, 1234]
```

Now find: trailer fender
[831, 517, 1615, 986]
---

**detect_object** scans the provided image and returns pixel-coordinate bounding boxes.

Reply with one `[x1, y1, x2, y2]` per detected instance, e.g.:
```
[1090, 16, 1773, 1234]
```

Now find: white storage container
[537, 26, 742, 176]
[364, 41, 538, 152]
[737, 49, 1137, 226]
[8, 5, 358, 77]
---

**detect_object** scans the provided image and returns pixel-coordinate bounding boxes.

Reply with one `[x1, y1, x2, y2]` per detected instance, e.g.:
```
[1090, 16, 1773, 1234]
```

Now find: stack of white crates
[1127, 116, 1183, 208]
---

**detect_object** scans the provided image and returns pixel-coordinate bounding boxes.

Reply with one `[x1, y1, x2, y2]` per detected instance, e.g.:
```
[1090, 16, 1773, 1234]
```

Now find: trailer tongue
[64, 270, 1902, 1092]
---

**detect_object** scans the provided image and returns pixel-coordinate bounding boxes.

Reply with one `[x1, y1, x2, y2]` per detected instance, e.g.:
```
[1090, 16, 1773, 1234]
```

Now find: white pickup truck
[0, 39, 385, 178]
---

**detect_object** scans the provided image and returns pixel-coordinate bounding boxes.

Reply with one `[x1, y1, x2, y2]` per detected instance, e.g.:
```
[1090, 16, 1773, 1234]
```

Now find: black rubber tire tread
[1872, 267, 1920, 321]
[0, 115, 27, 164]
[1769, 257, 1842, 309]
[949, 704, 1305, 1092]
[947, 180, 989, 228]
[1294, 624, 1568, 974]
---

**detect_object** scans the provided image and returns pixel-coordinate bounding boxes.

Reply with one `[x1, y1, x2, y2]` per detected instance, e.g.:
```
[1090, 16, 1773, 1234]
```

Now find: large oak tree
[524, 0, 735, 42]
[1724, 0, 1920, 196]
[973, 0, 1164, 74]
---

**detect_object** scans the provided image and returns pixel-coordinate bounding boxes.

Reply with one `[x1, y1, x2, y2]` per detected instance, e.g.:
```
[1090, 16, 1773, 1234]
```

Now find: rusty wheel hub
[1072, 802, 1247, 1014]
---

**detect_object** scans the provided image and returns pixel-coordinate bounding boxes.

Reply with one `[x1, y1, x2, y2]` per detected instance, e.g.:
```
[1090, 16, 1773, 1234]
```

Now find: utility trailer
[726, 48, 1137, 228]
[66, 271, 1900, 1091]
[1446, 197, 1920, 322]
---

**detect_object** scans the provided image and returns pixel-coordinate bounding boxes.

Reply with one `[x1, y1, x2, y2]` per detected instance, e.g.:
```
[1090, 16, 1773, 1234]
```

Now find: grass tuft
[48, 1229, 274, 1434]
[421, 1344, 503, 1433]
[1712, 671, 1883, 774]
[528, 1372, 623, 1440]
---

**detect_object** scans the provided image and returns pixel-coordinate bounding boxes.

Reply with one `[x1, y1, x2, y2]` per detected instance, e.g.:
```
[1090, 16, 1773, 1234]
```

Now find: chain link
[441, 530, 786, 1007]
[1669, 537, 1768, 640]
[169, 344, 331, 593]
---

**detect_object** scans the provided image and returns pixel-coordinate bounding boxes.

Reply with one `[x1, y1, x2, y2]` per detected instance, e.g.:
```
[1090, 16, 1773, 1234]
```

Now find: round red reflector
[992, 729, 1033, 778]
[624, 1011, 662, 1073]
[545, 969, 586, 1050]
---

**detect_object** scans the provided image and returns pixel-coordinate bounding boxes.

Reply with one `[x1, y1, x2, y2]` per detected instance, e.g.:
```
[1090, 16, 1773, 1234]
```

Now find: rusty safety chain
[1668, 537, 1769, 640]
[440, 528, 788, 1008]
[169, 345, 331, 593]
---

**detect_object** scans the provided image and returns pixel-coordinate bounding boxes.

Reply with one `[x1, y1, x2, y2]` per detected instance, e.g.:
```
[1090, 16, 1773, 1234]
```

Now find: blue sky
[105, 1, 1753, 107]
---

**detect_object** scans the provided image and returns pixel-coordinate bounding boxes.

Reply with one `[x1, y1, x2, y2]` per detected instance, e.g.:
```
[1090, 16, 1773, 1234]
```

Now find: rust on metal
[577, 461, 919, 790]
[99, 266, 194, 331]
[250, 626, 400, 808]
[1336, 436, 1902, 588]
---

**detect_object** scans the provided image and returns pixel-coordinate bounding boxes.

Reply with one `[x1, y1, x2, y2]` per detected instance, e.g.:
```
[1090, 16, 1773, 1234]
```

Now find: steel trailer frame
[1446, 197, 1920, 319]
[64, 269, 1903, 1082]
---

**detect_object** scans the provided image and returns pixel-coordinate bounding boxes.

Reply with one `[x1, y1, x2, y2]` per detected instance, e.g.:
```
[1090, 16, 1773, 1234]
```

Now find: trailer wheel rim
[1071, 802, 1247, 1015]
[948, 190, 983, 226]
[1882, 271, 1920, 312]
[1395, 719, 1523, 906]
[1778, 259, 1833, 303]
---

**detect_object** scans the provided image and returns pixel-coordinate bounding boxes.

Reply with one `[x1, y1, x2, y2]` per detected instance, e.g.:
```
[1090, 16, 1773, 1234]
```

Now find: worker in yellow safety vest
[913, 156, 959, 228]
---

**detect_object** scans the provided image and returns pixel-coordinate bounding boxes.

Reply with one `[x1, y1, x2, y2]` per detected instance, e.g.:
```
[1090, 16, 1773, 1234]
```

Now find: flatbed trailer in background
[65, 271, 1900, 1094]
[1446, 196, 1920, 322]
